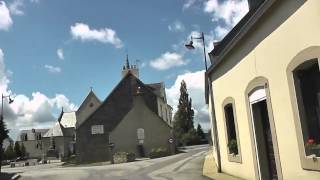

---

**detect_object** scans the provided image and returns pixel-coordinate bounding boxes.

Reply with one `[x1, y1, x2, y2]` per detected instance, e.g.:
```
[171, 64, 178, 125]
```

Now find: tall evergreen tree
[0, 115, 9, 172]
[14, 141, 22, 158]
[20, 143, 26, 157]
[4, 144, 15, 160]
[173, 80, 195, 144]
[196, 124, 205, 140]
[187, 98, 195, 131]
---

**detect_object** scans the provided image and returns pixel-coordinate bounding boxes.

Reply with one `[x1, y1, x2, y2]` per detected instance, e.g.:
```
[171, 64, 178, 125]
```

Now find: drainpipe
[206, 72, 222, 173]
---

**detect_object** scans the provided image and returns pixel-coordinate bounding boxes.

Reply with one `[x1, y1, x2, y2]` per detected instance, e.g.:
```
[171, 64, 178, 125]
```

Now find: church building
[75, 56, 174, 163]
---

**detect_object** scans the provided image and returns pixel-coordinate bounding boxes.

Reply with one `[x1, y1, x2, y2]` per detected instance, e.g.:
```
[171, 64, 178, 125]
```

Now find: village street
[2, 145, 211, 180]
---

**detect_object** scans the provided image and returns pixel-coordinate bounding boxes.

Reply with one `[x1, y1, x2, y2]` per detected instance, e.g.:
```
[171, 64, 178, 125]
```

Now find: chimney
[247, 0, 264, 11]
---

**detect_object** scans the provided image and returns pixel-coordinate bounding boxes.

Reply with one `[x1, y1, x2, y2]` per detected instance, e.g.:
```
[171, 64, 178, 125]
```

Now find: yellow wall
[209, 0, 320, 179]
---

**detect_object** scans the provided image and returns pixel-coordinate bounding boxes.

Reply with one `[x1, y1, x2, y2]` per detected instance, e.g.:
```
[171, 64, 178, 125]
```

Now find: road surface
[3, 145, 211, 180]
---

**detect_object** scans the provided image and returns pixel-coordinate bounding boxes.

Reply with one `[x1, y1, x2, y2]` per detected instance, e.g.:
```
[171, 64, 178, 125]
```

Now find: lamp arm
[201, 32, 208, 71]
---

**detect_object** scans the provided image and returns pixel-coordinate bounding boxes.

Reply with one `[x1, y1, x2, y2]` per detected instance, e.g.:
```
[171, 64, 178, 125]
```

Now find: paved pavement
[2, 145, 211, 180]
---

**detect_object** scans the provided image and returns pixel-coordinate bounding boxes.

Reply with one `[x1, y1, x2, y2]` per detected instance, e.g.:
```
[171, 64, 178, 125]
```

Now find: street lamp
[185, 32, 208, 71]
[185, 32, 221, 173]
[1, 94, 14, 119]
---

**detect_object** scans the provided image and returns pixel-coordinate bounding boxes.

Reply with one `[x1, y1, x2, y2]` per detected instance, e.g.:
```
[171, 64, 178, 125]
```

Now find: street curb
[202, 151, 243, 180]
[11, 174, 21, 180]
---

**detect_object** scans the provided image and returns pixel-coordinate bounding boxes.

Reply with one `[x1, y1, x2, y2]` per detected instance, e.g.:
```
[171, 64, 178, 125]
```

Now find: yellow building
[207, 0, 320, 179]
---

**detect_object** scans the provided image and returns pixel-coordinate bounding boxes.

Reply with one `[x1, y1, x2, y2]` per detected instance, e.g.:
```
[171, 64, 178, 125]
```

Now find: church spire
[126, 53, 130, 69]
[121, 54, 140, 78]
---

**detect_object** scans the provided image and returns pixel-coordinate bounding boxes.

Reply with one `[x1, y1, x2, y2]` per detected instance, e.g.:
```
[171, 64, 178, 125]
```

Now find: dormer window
[21, 133, 28, 141]
[36, 133, 42, 140]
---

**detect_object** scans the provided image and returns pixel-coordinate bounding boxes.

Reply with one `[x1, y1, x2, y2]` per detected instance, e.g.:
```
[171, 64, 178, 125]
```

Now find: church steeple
[121, 54, 139, 78]
[125, 54, 130, 69]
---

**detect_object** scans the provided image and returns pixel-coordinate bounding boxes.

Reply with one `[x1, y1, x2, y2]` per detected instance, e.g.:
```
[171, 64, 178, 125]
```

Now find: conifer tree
[14, 141, 22, 158]
[21, 143, 26, 157]
[0, 116, 9, 172]
[196, 124, 205, 140]
[4, 144, 15, 160]
[173, 80, 195, 144]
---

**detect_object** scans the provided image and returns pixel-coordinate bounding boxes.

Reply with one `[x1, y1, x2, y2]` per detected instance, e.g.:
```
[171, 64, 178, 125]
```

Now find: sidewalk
[202, 151, 243, 180]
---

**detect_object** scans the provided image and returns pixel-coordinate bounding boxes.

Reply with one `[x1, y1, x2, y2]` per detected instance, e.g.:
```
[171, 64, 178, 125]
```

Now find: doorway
[249, 87, 279, 180]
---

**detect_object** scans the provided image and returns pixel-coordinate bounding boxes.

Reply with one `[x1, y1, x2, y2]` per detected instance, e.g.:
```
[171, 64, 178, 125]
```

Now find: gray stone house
[16, 110, 77, 160]
[42, 111, 77, 160]
[76, 58, 174, 163]
[16, 129, 49, 158]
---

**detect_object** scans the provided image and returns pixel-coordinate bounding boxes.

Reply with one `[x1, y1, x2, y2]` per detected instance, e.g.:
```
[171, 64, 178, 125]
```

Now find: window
[293, 59, 320, 158]
[137, 128, 145, 144]
[164, 108, 167, 121]
[159, 104, 162, 117]
[222, 98, 241, 163]
[287, 47, 320, 171]
[36, 133, 42, 140]
[21, 133, 28, 141]
[91, 125, 104, 135]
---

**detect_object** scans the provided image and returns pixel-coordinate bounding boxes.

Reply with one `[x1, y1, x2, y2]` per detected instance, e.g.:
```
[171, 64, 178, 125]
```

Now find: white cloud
[214, 25, 229, 40]
[203, 0, 248, 41]
[70, 23, 123, 48]
[166, 70, 210, 130]
[0, 48, 9, 93]
[204, 0, 248, 27]
[44, 65, 61, 73]
[57, 48, 64, 60]
[150, 52, 188, 70]
[0, 49, 77, 140]
[0, 1, 13, 31]
[182, 0, 199, 11]
[9, 0, 24, 15]
[168, 20, 185, 32]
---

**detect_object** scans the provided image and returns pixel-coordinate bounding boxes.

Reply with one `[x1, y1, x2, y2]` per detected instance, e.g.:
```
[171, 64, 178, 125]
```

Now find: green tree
[20, 143, 26, 157]
[173, 80, 195, 145]
[0, 116, 9, 172]
[14, 141, 22, 158]
[4, 144, 15, 160]
[196, 124, 205, 140]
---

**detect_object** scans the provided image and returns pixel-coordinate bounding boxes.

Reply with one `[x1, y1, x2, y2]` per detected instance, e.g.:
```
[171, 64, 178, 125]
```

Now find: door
[249, 87, 278, 180]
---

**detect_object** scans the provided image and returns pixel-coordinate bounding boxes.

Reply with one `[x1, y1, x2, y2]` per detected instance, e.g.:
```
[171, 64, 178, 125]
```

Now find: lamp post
[185, 32, 222, 173]
[0, 93, 14, 173]
[185, 32, 208, 71]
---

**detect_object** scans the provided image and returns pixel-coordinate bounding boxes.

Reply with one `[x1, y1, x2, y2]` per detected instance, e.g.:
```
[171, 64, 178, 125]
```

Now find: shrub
[113, 152, 136, 164]
[126, 152, 136, 162]
[228, 139, 238, 155]
[149, 147, 169, 159]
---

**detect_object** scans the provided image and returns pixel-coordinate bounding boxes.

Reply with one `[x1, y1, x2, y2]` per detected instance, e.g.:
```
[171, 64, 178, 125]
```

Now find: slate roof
[77, 72, 163, 132]
[59, 111, 77, 128]
[16, 129, 49, 141]
[75, 90, 101, 128]
[43, 111, 76, 137]
[76, 90, 101, 114]
[146, 82, 166, 100]
[43, 122, 64, 137]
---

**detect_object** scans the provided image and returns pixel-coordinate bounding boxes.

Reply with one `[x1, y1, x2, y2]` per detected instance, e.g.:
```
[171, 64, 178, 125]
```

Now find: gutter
[206, 71, 221, 173]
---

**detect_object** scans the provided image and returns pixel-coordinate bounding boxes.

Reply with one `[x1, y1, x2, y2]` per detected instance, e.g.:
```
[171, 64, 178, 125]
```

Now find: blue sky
[0, 0, 248, 139]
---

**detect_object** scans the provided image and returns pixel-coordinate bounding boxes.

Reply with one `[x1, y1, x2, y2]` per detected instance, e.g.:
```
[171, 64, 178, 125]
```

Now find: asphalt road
[3, 145, 211, 180]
